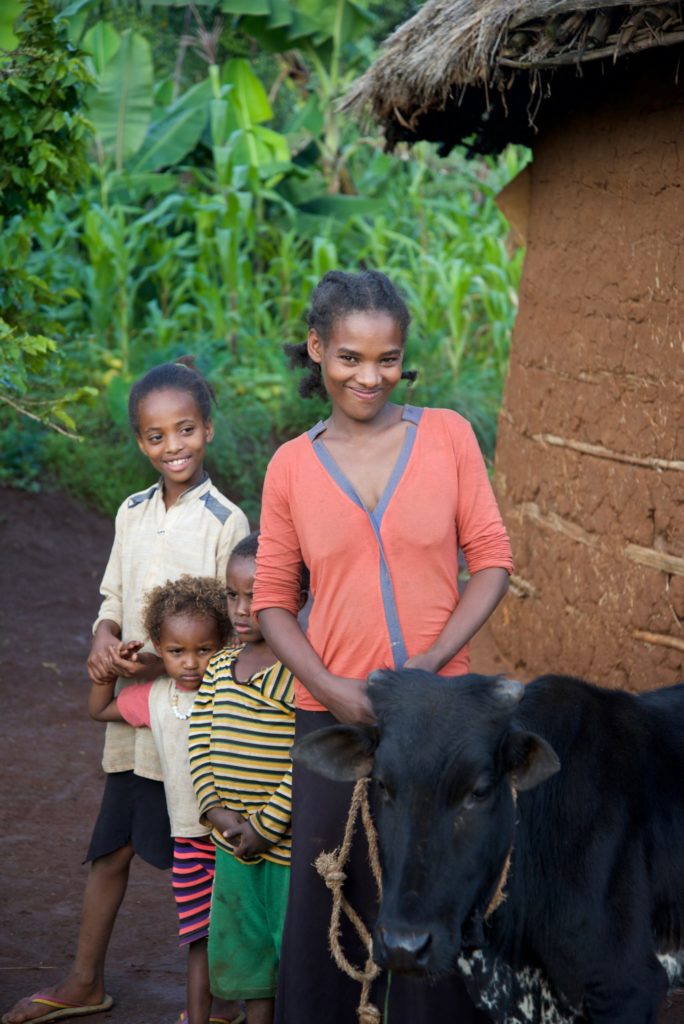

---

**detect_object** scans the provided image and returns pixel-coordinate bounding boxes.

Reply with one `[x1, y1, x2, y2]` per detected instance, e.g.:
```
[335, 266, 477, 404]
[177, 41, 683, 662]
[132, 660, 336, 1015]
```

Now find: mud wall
[490, 53, 684, 691]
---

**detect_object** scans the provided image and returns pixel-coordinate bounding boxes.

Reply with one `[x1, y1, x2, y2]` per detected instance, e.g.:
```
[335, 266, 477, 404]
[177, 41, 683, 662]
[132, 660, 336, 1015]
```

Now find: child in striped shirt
[189, 532, 306, 1024]
[88, 575, 244, 1024]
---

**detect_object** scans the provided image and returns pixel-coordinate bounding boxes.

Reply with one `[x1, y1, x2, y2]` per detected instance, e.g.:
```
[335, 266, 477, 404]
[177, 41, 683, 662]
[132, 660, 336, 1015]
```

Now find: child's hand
[224, 819, 272, 860]
[106, 645, 162, 681]
[116, 640, 145, 661]
[88, 627, 121, 685]
[207, 807, 245, 837]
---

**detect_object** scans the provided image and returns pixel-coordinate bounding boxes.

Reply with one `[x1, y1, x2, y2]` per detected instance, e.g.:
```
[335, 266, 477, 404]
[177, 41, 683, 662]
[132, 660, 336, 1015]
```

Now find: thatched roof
[344, 1, 684, 153]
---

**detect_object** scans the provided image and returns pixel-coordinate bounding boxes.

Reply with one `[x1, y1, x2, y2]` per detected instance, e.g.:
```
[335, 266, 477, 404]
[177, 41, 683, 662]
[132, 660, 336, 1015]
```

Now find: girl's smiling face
[307, 311, 405, 425]
[155, 612, 221, 689]
[135, 388, 213, 500]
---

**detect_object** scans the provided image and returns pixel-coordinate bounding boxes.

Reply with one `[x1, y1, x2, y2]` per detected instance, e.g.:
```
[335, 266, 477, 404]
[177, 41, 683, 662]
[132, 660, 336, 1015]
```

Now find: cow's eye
[464, 782, 492, 809]
[375, 778, 393, 802]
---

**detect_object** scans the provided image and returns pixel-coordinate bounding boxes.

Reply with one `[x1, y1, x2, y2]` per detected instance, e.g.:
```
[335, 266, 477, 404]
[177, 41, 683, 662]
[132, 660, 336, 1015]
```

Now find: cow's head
[293, 670, 560, 977]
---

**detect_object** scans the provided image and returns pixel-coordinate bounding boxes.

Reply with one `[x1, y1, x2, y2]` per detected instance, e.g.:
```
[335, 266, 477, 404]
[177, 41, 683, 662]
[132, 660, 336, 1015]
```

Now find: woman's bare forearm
[404, 567, 510, 673]
[257, 607, 374, 724]
[257, 608, 334, 701]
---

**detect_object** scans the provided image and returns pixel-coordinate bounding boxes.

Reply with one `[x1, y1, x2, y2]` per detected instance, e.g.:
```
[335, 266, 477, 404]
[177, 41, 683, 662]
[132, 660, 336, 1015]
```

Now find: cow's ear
[292, 725, 379, 782]
[503, 729, 560, 791]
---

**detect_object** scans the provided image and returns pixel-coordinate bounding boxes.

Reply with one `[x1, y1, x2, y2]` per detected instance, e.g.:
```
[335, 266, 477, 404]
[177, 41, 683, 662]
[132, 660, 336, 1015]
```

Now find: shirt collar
[306, 405, 422, 443]
[157, 472, 211, 505]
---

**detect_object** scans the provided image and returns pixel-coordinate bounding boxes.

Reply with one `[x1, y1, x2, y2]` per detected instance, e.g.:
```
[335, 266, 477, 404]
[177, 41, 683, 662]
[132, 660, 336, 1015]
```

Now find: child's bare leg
[185, 939, 242, 1024]
[245, 998, 274, 1024]
[186, 939, 211, 1024]
[2, 843, 134, 1024]
[211, 997, 244, 1022]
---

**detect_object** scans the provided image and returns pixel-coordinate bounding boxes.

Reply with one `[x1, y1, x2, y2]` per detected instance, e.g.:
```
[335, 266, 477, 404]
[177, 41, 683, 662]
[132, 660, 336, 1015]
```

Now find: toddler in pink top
[89, 575, 244, 1024]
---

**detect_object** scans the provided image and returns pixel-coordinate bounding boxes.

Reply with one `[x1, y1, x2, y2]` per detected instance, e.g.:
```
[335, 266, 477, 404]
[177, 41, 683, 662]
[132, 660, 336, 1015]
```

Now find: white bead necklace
[170, 684, 196, 721]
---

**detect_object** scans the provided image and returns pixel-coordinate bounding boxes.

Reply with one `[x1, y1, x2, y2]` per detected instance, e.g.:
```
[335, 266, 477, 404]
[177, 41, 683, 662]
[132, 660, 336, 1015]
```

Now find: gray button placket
[308, 406, 423, 669]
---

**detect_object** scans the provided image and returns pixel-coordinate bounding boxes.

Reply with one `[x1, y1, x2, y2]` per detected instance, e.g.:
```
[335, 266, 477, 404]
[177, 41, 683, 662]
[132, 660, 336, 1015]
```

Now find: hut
[346, 0, 684, 691]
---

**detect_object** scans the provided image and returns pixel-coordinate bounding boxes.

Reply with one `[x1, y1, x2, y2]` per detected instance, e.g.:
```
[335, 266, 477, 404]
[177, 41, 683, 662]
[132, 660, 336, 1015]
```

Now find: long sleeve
[216, 505, 251, 579]
[249, 661, 295, 843]
[253, 444, 305, 617]
[92, 501, 126, 633]
[450, 418, 514, 576]
[188, 662, 221, 823]
[250, 760, 293, 844]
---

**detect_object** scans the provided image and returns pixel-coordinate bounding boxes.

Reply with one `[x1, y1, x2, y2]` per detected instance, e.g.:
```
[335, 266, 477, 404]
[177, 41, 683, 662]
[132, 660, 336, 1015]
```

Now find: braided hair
[128, 356, 214, 434]
[285, 270, 417, 400]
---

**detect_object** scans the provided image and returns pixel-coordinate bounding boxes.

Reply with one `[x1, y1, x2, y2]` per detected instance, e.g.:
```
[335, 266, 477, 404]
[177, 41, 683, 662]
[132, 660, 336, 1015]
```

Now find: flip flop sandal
[177, 1013, 246, 1024]
[1, 992, 113, 1024]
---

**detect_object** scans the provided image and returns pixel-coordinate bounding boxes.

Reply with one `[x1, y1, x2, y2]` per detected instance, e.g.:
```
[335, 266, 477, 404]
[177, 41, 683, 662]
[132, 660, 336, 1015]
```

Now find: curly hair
[142, 574, 231, 646]
[128, 356, 215, 434]
[284, 269, 417, 400]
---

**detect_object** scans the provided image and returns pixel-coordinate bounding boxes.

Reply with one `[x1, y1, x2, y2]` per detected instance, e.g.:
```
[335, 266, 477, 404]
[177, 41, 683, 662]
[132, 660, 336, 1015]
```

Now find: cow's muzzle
[373, 924, 433, 973]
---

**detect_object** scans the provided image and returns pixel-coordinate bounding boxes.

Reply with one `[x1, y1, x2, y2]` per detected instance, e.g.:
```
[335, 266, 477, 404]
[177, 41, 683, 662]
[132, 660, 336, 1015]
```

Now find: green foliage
[0, 0, 92, 214]
[0, 0, 96, 440]
[0, 1, 22, 50]
[42, 421, 153, 515]
[85, 28, 153, 169]
[2, 0, 527, 518]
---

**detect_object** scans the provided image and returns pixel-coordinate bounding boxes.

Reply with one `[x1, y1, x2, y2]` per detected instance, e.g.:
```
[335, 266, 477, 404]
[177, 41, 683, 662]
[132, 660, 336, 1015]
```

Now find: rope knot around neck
[314, 777, 383, 1023]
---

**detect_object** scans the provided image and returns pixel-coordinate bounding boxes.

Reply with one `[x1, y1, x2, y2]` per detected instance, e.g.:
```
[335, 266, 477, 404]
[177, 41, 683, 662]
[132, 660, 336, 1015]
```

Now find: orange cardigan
[253, 406, 513, 711]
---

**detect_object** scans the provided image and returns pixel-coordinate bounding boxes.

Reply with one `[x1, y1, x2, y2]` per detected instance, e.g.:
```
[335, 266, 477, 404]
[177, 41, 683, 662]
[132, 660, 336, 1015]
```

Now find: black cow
[293, 670, 684, 1023]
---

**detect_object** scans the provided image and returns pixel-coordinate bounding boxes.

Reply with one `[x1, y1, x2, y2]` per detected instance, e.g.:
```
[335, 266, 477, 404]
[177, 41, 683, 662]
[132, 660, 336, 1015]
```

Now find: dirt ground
[0, 488, 183, 1023]
[1, 486, 682, 1024]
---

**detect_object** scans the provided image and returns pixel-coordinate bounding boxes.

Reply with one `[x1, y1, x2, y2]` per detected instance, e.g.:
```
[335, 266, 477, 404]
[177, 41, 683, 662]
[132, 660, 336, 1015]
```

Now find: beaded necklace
[170, 684, 196, 721]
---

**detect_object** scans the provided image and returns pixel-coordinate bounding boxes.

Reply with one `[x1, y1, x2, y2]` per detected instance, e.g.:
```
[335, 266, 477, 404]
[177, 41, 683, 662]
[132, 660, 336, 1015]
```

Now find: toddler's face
[156, 612, 221, 688]
[226, 556, 262, 645]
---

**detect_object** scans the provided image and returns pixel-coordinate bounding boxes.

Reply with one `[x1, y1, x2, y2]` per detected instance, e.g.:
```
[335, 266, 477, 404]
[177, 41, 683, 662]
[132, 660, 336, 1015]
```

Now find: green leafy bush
[1, 0, 527, 518]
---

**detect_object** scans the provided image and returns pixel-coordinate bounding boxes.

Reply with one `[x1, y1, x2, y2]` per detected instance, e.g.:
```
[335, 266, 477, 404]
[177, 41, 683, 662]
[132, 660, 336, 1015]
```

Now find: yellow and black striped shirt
[188, 646, 295, 865]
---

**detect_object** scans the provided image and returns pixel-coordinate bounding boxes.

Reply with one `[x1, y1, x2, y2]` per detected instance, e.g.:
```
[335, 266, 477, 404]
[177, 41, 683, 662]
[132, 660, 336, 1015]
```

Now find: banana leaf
[132, 78, 212, 172]
[82, 21, 121, 76]
[222, 58, 272, 127]
[87, 29, 154, 170]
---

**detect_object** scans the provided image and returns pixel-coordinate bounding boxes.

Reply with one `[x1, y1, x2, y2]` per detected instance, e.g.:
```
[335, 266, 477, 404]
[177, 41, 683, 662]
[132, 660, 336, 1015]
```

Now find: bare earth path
[0, 487, 184, 1024]
[1, 487, 682, 1024]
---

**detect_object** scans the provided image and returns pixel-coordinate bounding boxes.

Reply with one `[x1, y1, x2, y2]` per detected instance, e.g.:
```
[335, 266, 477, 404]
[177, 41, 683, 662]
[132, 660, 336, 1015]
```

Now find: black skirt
[85, 770, 173, 870]
[275, 710, 490, 1024]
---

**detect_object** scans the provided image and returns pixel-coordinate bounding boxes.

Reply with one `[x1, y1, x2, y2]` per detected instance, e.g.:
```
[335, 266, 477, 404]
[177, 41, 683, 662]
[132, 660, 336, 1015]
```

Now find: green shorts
[208, 846, 290, 1001]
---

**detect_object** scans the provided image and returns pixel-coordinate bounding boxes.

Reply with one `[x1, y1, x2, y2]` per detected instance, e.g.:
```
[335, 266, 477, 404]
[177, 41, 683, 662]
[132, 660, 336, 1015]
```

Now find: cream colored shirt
[95, 475, 250, 780]
[118, 680, 208, 837]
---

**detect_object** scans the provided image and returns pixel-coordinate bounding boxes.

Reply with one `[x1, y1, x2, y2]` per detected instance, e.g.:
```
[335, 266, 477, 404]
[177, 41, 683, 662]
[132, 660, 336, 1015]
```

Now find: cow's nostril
[376, 925, 432, 972]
